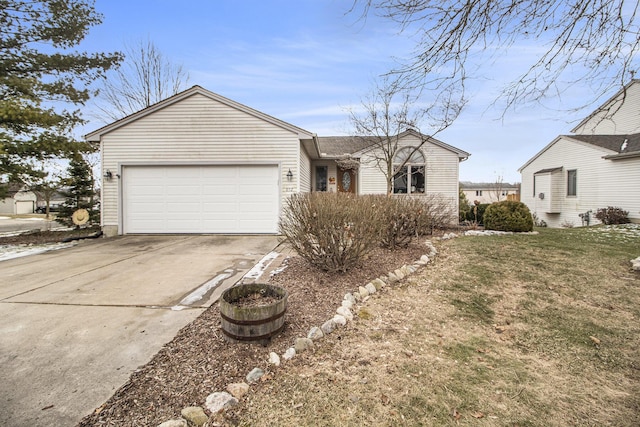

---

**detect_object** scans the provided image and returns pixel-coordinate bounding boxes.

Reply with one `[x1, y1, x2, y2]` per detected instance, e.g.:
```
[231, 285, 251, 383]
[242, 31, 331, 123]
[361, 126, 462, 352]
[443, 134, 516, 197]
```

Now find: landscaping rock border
[155, 239, 441, 427]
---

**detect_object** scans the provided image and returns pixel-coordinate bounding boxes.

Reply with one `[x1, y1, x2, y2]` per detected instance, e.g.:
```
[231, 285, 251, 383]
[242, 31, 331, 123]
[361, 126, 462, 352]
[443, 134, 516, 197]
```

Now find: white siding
[101, 93, 302, 234]
[299, 144, 311, 192]
[573, 82, 640, 135]
[357, 133, 462, 206]
[359, 154, 388, 194]
[521, 137, 640, 227]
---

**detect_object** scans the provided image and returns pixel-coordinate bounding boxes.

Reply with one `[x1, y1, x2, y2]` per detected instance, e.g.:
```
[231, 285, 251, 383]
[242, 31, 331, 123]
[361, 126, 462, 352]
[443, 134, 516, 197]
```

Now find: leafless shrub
[377, 196, 420, 250]
[279, 193, 383, 273]
[413, 193, 457, 234]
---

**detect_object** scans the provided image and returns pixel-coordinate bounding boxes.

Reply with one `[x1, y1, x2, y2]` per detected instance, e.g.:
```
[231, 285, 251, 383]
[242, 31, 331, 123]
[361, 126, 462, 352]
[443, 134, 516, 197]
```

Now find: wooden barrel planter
[220, 283, 288, 344]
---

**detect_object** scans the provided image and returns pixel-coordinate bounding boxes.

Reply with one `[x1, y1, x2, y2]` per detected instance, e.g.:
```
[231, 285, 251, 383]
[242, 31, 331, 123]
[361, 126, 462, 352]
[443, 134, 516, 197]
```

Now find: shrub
[377, 196, 419, 250]
[532, 212, 547, 227]
[459, 189, 471, 223]
[483, 201, 534, 232]
[595, 206, 630, 225]
[465, 203, 490, 225]
[375, 194, 457, 249]
[279, 193, 383, 273]
[415, 193, 458, 234]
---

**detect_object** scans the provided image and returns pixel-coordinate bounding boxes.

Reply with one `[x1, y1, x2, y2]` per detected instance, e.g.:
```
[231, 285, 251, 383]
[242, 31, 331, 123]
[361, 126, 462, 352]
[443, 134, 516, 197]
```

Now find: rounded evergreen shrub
[483, 201, 534, 232]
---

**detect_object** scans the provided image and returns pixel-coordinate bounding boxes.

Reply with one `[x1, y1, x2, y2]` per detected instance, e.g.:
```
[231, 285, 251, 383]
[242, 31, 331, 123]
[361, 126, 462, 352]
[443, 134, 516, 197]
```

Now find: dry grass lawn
[227, 226, 640, 426]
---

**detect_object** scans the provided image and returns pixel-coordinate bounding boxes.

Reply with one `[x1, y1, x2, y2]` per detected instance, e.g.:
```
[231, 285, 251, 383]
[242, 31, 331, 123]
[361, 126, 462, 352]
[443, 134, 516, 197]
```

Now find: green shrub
[465, 203, 490, 225]
[594, 207, 630, 225]
[279, 193, 383, 273]
[483, 201, 534, 232]
[459, 189, 471, 223]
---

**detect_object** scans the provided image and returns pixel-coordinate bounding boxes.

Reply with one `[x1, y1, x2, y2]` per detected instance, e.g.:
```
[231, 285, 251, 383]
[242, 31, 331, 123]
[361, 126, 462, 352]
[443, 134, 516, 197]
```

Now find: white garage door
[123, 165, 279, 234]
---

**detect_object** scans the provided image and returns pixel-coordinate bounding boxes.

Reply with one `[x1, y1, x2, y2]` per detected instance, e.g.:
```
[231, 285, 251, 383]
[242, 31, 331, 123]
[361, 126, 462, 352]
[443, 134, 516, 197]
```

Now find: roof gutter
[602, 151, 640, 160]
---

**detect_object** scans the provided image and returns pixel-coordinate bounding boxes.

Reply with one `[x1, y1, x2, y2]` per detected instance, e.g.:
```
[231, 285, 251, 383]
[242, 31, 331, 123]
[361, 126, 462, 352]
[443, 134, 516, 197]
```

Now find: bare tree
[21, 159, 66, 219]
[347, 77, 464, 194]
[351, 1, 640, 113]
[96, 38, 190, 122]
[491, 174, 505, 202]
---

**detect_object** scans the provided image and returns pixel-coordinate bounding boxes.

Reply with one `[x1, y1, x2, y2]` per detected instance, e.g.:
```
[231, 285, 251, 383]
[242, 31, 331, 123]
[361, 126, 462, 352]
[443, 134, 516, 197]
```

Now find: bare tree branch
[352, 0, 640, 113]
[94, 38, 190, 122]
[347, 76, 465, 194]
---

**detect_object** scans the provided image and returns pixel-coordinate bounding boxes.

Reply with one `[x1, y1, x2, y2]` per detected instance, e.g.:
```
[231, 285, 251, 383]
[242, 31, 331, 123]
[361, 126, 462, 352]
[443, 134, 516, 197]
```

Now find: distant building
[0, 183, 37, 214]
[460, 181, 521, 205]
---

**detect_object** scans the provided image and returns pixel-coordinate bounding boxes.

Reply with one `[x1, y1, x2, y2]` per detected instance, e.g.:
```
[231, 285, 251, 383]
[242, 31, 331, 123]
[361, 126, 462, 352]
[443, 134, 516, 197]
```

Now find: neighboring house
[86, 86, 470, 236]
[460, 181, 520, 204]
[0, 183, 37, 214]
[519, 80, 640, 227]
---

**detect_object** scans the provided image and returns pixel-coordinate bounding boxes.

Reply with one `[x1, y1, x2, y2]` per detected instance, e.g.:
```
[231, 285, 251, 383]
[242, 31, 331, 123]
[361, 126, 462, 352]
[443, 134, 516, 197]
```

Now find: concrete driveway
[0, 234, 279, 426]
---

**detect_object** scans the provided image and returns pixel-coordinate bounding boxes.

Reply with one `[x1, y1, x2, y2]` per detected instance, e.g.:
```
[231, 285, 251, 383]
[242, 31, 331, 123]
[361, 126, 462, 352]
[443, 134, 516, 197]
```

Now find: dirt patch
[76, 241, 429, 426]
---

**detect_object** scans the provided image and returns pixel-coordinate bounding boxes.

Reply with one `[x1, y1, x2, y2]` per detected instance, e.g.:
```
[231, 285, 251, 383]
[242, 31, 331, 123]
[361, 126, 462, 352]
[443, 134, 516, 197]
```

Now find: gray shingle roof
[315, 136, 374, 157]
[567, 133, 640, 154]
[316, 130, 470, 159]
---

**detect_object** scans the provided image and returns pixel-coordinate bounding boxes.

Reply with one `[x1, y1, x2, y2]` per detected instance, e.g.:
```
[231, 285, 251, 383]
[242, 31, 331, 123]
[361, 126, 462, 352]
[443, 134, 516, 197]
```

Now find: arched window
[393, 147, 425, 194]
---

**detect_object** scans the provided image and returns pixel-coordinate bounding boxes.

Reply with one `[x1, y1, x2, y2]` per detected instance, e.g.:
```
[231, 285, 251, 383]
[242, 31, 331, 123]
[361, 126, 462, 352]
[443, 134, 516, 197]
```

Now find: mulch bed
[0, 228, 101, 245]
[76, 242, 430, 426]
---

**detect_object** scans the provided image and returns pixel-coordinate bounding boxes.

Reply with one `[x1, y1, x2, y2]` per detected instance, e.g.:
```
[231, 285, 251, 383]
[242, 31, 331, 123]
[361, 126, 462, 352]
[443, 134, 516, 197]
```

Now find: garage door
[123, 165, 279, 234]
[16, 200, 34, 214]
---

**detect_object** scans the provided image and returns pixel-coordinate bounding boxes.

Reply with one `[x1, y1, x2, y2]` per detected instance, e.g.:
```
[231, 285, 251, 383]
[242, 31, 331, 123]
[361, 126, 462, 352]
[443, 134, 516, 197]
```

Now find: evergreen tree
[459, 188, 471, 223]
[57, 153, 98, 227]
[0, 0, 121, 193]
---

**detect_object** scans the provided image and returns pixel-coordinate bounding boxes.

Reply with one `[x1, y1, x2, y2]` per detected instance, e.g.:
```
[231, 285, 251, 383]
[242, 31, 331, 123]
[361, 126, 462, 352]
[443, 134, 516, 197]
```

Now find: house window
[476, 190, 483, 196]
[315, 166, 328, 191]
[567, 169, 577, 196]
[392, 147, 425, 194]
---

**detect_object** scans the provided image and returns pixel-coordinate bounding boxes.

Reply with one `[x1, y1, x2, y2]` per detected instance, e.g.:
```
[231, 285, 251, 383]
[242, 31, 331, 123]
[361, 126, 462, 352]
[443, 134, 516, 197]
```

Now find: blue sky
[79, 0, 606, 183]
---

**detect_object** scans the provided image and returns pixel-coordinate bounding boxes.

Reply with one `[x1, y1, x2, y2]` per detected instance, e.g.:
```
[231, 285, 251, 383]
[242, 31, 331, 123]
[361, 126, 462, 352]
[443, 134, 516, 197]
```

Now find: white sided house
[0, 183, 37, 215]
[518, 80, 640, 227]
[87, 86, 469, 236]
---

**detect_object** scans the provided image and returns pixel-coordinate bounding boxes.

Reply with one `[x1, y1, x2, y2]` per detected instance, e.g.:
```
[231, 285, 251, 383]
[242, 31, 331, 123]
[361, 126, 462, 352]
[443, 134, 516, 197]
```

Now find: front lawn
[231, 225, 640, 426]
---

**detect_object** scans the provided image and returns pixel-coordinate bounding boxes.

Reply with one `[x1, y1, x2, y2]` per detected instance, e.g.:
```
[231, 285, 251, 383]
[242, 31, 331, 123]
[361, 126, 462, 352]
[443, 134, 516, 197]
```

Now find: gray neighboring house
[86, 86, 470, 236]
[519, 80, 640, 227]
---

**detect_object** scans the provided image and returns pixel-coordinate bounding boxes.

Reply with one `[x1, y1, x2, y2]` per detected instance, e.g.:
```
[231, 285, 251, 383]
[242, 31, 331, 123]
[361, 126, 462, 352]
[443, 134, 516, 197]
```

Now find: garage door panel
[123, 165, 279, 234]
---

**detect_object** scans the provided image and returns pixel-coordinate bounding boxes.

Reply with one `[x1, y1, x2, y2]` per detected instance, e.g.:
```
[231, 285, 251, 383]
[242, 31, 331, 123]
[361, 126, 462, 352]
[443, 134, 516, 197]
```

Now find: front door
[337, 168, 356, 194]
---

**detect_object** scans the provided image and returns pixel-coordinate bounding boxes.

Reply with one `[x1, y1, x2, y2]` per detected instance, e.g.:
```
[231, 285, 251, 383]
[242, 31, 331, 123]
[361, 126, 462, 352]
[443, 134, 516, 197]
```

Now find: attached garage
[86, 86, 317, 236]
[122, 165, 279, 234]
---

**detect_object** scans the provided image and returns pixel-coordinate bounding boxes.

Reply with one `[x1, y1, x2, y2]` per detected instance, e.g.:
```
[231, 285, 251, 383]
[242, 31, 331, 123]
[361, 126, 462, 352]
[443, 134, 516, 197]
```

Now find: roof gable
[85, 85, 315, 141]
[571, 79, 640, 134]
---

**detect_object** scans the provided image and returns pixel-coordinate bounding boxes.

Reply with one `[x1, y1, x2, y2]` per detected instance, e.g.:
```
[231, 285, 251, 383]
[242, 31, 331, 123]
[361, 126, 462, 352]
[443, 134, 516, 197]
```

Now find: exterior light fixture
[286, 169, 293, 181]
[104, 170, 113, 180]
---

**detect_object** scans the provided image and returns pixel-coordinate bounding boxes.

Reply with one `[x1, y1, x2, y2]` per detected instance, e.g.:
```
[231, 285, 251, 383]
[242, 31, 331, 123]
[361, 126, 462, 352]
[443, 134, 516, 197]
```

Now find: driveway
[0, 234, 279, 426]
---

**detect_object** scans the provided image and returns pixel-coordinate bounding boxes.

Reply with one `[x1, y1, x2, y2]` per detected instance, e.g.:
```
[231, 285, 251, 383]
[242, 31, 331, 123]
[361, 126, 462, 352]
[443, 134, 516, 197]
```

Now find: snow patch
[0, 242, 76, 261]
[178, 269, 235, 306]
[242, 251, 280, 281]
